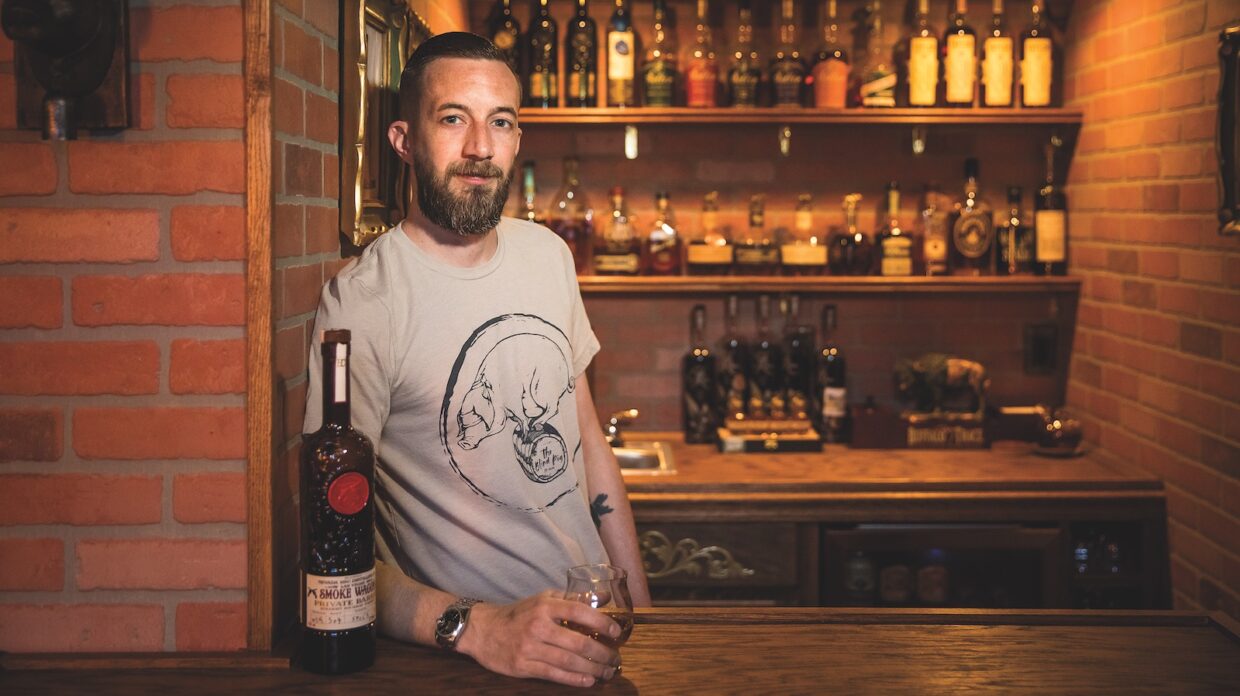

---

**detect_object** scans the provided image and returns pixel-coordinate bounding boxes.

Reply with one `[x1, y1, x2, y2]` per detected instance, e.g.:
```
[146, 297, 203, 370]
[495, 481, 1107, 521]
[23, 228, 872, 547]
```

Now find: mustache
[446, 161, 504, 179]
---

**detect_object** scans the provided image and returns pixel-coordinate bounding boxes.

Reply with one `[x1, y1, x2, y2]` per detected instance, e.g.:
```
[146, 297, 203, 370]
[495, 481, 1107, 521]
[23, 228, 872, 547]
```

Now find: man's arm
[574, 376, 653, 608]
[376, 559, 622, 687]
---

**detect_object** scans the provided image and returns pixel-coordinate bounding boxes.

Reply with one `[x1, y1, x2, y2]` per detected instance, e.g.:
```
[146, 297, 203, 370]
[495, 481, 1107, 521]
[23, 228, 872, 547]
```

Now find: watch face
[438, 609, 462, 637]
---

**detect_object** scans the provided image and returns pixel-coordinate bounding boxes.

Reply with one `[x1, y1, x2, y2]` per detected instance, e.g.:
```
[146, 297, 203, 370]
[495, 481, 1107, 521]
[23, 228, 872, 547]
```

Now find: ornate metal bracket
[639, 530, 755, 581]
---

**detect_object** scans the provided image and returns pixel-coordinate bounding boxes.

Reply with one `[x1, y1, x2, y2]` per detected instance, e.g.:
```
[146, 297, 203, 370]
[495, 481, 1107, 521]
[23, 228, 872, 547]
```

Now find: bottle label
[954, 211, 994, 259]
[648, 246, 679, 273]
[735, 246, 779, 265]
[908, 36, 939, 106]
[327, 471, 370, 515]
[795, 210, 814, 234]
[644, 62, 676, 106]
[982, 37, 1014, 106]
[880, 235, 913, 276]
[333, 344, 347, 403]
[608, 31, 635, 79]
[304, 569, 376, 631]
[568, 71, 596, 102]
[773, 65, 804, 106]
[860, 71, 897, 107]
[687, 61, 718, 107]
[1034, 210, 1066, 262]
[687, 243, 733, 265]
[529, 70, 556, 100]
[1021, 37, 1052, 106]
[813, 59, 849, 108]
[731, 68, 760, 106]
[595, 253, 641, 274]
[822, 386, 847, 418]
[781, 243, 828, 266]
[944, 34, 976, 103]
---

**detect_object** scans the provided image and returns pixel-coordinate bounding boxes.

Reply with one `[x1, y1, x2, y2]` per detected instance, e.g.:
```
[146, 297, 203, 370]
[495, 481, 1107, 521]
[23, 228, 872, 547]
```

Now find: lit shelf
[518, 107, 1084, 126]
[578, 275, 1082, 295]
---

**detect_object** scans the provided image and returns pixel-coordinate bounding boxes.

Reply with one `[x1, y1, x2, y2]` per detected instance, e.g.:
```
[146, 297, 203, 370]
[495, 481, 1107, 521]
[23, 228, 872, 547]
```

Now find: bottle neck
[321, 341, 350, 427]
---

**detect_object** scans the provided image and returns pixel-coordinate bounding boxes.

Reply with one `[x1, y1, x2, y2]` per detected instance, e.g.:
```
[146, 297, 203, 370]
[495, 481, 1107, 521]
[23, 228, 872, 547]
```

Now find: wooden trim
[243, 0, 274, 653]
[580, 275, 1083, 295]
[517, 107, 1085, 126]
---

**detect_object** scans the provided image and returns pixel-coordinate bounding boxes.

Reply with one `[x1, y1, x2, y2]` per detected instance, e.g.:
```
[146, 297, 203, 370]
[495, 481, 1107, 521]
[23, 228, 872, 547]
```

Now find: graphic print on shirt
[441, 313, 581, 512]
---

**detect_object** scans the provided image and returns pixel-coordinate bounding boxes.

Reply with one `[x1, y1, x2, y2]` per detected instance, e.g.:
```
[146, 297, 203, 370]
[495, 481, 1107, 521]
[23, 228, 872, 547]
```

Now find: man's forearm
[375, 558, 458, 644]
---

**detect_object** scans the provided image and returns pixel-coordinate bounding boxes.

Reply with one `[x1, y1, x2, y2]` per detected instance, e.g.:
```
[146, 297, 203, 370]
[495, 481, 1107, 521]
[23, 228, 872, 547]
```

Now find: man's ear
[388, 120, 413, 163]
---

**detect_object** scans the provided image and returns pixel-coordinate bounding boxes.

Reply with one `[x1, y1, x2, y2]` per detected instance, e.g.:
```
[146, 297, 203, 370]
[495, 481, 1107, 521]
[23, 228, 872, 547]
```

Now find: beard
[412, 154, 513, 237]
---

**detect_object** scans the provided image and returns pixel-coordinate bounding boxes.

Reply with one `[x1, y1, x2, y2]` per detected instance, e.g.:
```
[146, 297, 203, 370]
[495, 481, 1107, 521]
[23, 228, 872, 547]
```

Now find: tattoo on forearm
[590, 493, 614, 529]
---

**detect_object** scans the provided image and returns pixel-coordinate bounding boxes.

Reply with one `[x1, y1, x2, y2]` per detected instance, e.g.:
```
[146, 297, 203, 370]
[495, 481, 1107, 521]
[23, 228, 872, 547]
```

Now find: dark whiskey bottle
[526, 0, 559, 107]
[921, 183, 951, 276]
[487, 0, 522, 75]
[813, 305, 848, 443]
[781, 295, 815, 422]
[718, 294, 750, 421]
[642, 0, 678, 106]
[770, 0, 806, 107]
[828, 193, 872, 275]
[300, 330, 377, 674]
[735, 194, 779, 275]
[876, 181, 914, 276]
[606, 0, 637, 107]
[727, 0, 762, 107]
[565, 0, 598, 107]
[682, 304, 720, 443]
[996, 186, 1034, 275]
[642, 191, 682, 275]
[749, 295, 785, 420]
[686, 191, 733, 275]
[594, 186, 640, 275]
[548, 157, 594, 274]
[1035, 139, 1068, 275]
[949, 158, 995, 276]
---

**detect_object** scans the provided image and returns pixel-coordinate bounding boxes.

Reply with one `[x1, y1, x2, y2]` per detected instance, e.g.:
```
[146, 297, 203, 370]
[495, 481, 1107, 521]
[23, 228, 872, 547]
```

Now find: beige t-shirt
[304, 217, 607, 602]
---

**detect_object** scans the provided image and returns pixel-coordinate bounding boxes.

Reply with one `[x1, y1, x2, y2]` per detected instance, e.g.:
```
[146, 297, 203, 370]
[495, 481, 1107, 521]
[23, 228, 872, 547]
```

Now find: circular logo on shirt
[327, 472, 370, 515]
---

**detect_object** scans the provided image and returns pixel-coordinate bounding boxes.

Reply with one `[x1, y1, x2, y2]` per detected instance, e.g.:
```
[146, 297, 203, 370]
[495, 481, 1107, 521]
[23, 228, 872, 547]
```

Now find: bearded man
[303, 32, 649, 688]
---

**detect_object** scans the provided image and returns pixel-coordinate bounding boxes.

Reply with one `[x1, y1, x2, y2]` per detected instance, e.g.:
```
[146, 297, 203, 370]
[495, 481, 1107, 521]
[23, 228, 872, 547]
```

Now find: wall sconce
[1, 0, 130, 140]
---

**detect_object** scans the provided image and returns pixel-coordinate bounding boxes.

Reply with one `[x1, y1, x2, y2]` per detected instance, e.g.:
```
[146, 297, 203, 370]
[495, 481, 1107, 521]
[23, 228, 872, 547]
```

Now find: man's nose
[462, 120, 494, 160]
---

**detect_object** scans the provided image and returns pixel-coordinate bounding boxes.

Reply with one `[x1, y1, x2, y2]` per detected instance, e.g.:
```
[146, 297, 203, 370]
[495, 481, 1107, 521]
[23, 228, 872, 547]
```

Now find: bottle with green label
[642, 0, 678, 106]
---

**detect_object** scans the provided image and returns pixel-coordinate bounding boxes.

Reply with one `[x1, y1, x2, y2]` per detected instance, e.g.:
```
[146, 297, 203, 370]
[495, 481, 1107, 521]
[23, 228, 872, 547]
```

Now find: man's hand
[457, 590, 622, 687]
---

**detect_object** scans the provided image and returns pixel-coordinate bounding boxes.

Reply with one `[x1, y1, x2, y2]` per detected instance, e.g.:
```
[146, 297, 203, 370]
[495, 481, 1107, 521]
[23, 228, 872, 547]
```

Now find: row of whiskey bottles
[682, 295, 848, 443]
[488, 0, 1058, 109]
[523, 143, 1068, 277]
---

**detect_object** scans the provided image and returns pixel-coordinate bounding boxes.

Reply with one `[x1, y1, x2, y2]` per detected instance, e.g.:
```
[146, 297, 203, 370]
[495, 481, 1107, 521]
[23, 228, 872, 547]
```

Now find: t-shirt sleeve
[303, 270, 392, 450]
[562, 241, 600, 377]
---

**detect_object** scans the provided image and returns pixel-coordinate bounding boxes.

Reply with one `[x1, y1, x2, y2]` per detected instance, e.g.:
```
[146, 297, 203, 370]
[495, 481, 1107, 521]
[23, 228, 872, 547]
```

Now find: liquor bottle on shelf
[548, 157, 594, 274]
[607, 0, 637, 107]
[643, 191, 682, 275]
[876, 181, 914, 277]
[300, 329, 377, 675]
[727, 0, 762, 107]
[996, 186, 1034, 275]
[828, 193, 872, 275]
[565, 0, 598, 108]
[905, 0, 938, 108]
[735, 194, 779, 275]
[594, 186, 640, 275]
[859, 0, 896, 107]
[718, 294, 750, 421]
[811, 0, 849, 108]
[942, 0, 978, 107]
[949, 158, 995, 276]
[487, 0, 522, 75]
[916, 549, 950, 605]
[749, 295, 785, 420]
[1035, 139, 1068, 275]
[686, 0, 719, 108]
[643, 0, 678, 107]
[921, 182, 950, 276]
[781, 193, 827, 275]
[814, 304, 847, 442]
[526, 0, 558, 108]
[686, 191, 733, 274]
[980, 0, 1014, 107]
[518, 160, 544, 225]
[781, 295, 815, 422]
[1019, 0, 1055, 107]
[845, 551, 876, 604]
[770, 0, 807, 107]
[682, 304, 721, 444]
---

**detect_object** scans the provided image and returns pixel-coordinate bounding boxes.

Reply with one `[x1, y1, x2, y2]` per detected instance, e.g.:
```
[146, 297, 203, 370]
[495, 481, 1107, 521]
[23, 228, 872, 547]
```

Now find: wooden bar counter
[3, 608, 1237, 694]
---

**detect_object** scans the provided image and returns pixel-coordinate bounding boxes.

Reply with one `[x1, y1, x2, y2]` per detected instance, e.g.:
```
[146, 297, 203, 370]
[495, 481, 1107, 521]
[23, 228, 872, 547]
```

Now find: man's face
[391, 57, 522, 237]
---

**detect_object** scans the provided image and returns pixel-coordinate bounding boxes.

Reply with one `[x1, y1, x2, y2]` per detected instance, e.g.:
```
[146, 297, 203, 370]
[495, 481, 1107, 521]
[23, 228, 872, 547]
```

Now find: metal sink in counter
[612, 439, 675, 475]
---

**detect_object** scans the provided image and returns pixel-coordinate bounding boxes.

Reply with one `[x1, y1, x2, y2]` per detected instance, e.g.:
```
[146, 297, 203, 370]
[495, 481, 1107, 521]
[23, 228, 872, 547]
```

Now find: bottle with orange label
[686, 0, 719, 107]
[300, 329, 377, 674]
[811, 0, 849, 108]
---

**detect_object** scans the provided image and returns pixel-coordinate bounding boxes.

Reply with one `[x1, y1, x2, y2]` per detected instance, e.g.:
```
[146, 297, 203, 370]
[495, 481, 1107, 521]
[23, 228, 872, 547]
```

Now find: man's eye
[492, 118, 513, 128]
[442, 115, 463, 124]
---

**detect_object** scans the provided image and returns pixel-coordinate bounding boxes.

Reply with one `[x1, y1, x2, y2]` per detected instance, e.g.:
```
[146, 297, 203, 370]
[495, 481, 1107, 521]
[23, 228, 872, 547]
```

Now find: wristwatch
[435, 598, 482, 650]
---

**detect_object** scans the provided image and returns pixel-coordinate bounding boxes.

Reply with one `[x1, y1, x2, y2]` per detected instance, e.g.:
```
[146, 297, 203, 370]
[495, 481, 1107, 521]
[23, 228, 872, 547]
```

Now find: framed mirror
[1219, 23, 1239, 236]
[340, 0, 432, 252]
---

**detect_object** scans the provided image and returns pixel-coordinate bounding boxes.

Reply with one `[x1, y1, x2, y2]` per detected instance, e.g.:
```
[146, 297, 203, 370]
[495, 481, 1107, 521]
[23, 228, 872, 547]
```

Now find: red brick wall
[0, 4, 248, 651]
[1063, 0, 1239, 619]
[269, 0, 342, 639]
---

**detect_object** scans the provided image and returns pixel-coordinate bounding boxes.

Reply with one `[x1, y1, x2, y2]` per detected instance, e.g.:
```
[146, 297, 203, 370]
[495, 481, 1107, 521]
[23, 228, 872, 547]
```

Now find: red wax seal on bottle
[327, 472, 370, 515]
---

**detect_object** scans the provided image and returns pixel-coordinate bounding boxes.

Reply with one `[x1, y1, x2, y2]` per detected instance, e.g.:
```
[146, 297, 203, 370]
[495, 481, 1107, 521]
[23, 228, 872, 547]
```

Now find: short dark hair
[397, 32, 521, 121]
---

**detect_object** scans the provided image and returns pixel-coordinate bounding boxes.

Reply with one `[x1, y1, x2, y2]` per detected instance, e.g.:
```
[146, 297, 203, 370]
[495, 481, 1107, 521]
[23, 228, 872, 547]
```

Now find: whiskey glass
[563, 563, 634, 648]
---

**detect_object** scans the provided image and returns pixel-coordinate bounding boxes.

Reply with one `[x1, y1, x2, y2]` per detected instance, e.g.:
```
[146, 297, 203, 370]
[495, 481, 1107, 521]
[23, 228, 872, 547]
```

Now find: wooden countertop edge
[4, 609, 1234, 672]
